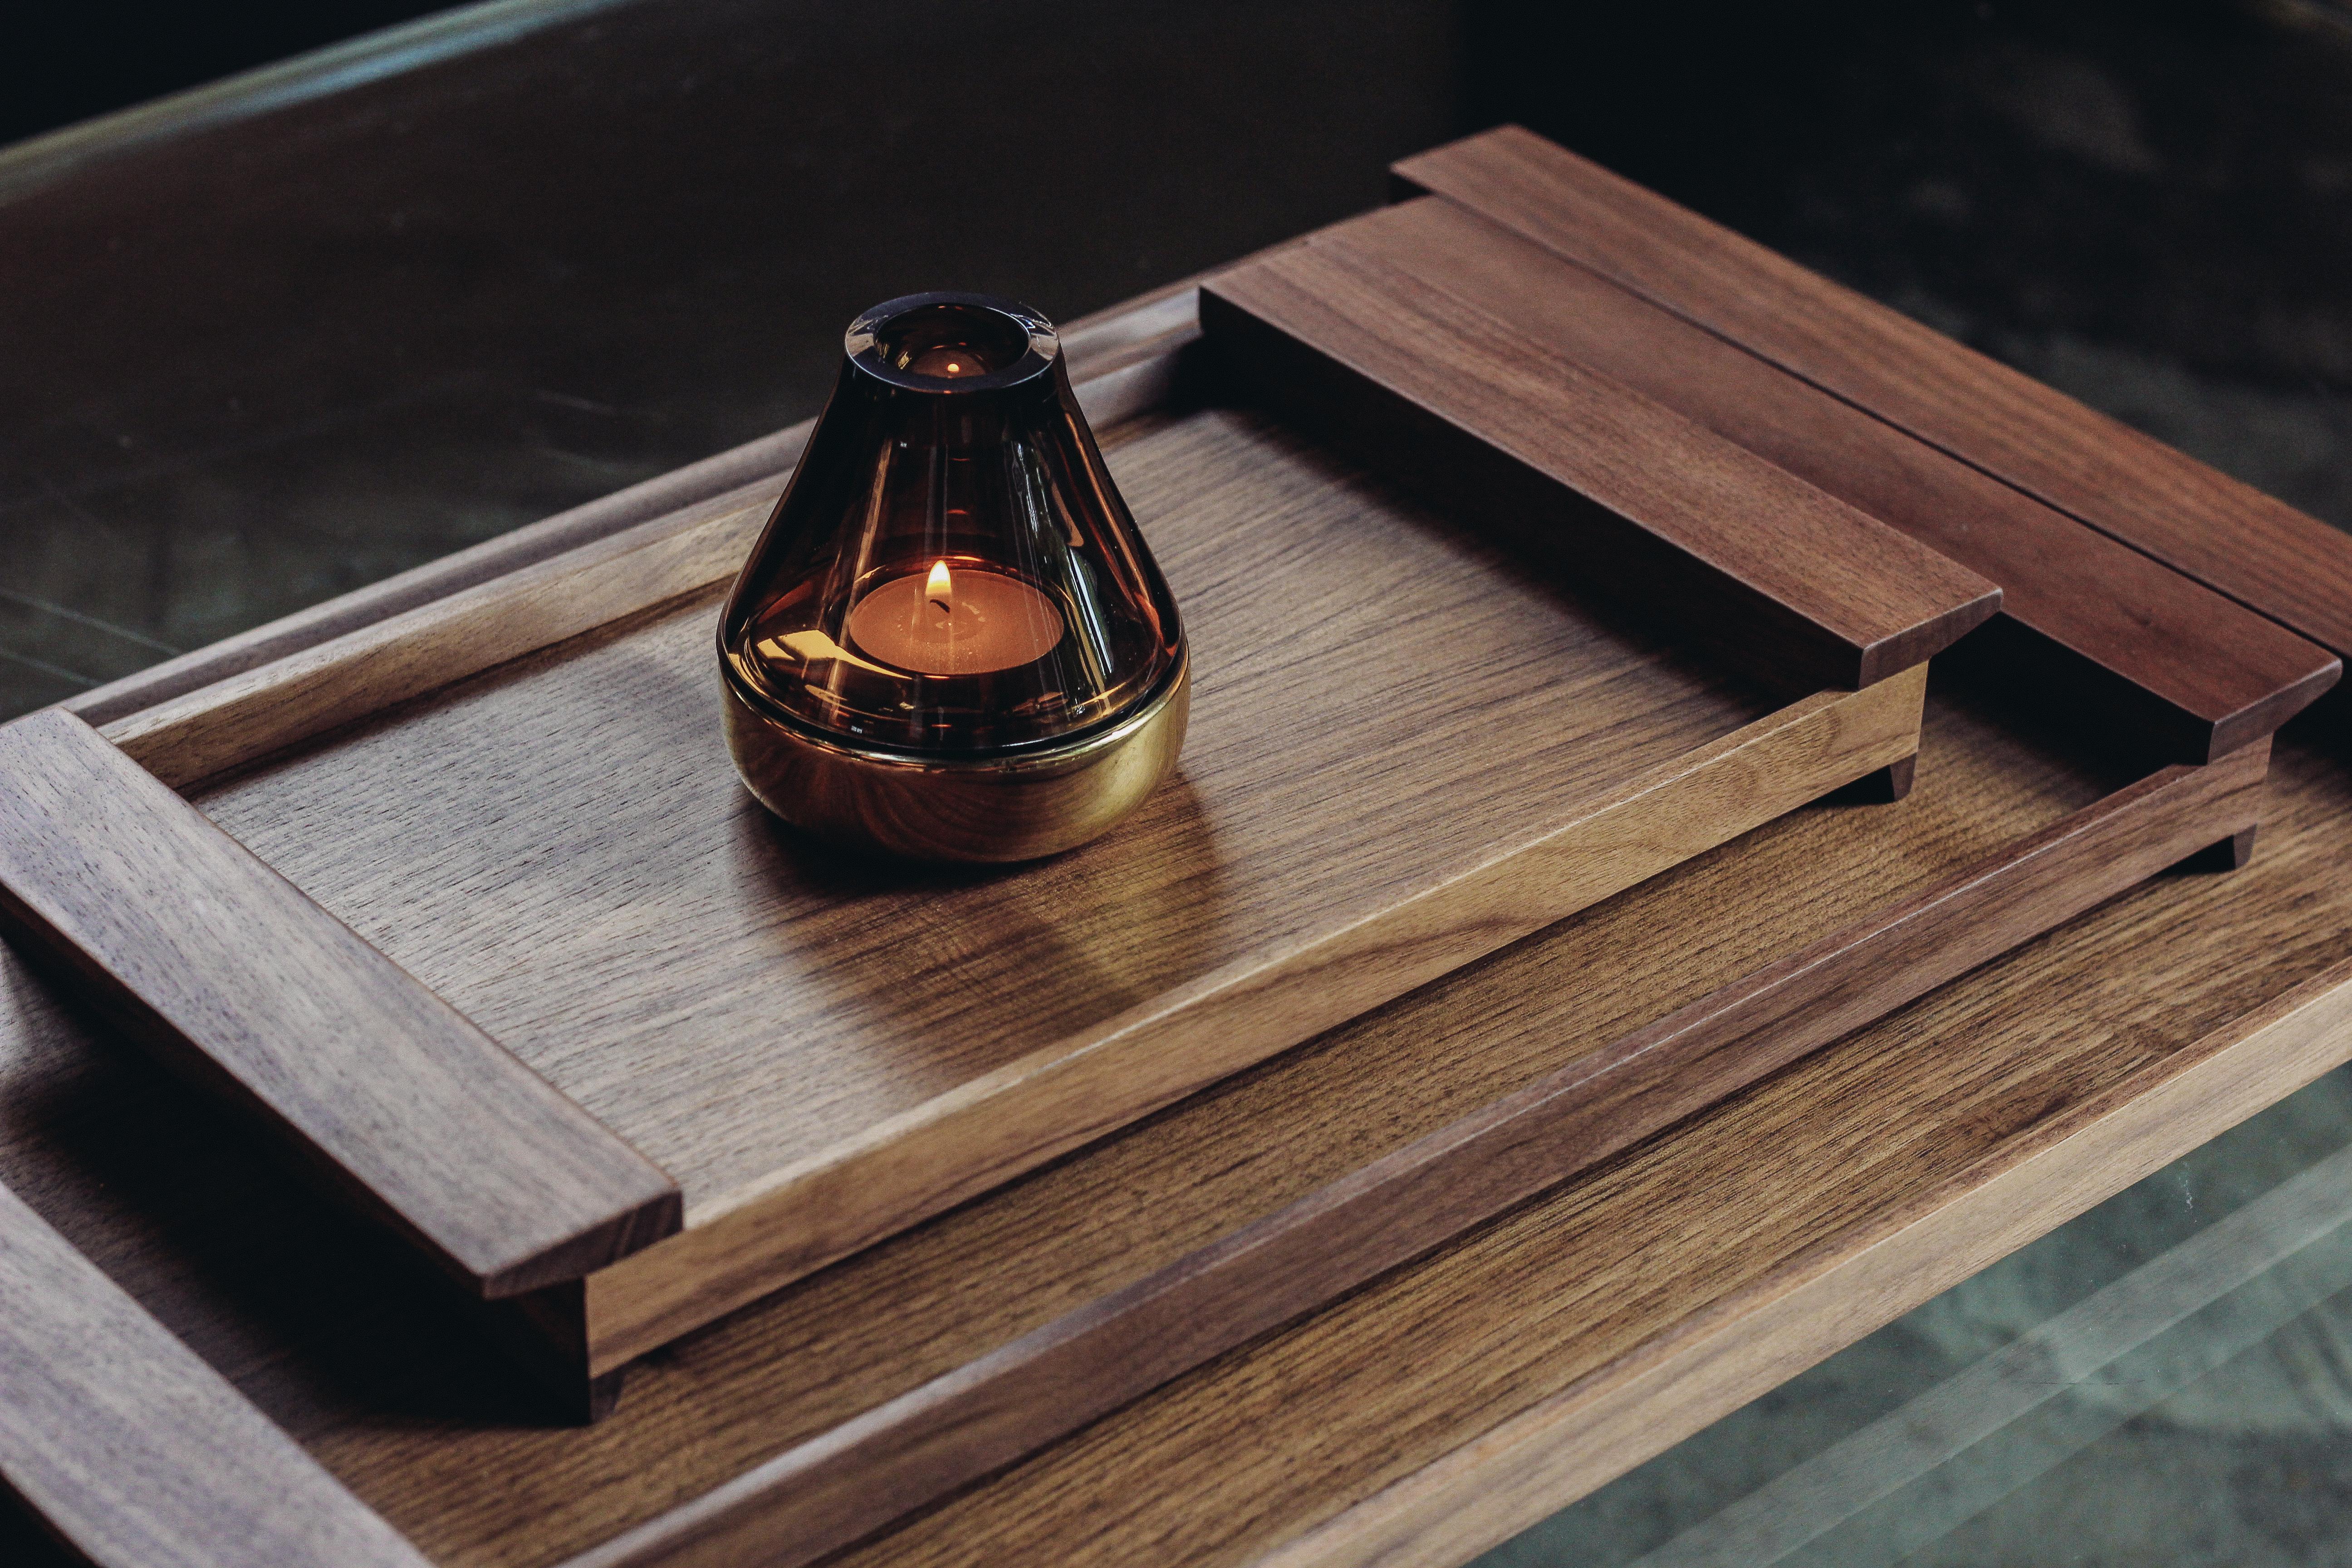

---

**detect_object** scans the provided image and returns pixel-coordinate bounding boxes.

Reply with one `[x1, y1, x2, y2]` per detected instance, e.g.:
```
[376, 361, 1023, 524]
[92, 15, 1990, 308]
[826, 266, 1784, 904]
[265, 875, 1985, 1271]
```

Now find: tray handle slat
[567, 742, 2267, 1568]
[0, 1176, 430, 1567]
[1199, 235, 2000, 697]
[0, 708, 681, 1299]
[1392, 124, 2352, 667]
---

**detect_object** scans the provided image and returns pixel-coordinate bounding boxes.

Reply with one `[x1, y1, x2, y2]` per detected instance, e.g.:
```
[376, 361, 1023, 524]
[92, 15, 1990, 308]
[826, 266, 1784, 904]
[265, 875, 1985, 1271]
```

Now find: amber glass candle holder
[718, 292, 1189, 862]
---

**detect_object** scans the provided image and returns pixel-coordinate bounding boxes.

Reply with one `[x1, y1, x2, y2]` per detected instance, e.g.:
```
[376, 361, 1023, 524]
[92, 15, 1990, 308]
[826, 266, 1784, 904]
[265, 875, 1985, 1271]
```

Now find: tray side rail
[561, 742, 2265, 1568]
[0, 708, 682, 1299]
[0, 1175, 431, 1568]
[90, 292, 1205, 794]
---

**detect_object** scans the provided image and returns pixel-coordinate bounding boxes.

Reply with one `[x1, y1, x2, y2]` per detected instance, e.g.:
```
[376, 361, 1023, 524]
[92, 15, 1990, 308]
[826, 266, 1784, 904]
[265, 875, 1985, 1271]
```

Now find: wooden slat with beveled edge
[1199, 235, 2000, 696]
[1394, 124, 2352, 666]
[1250, 950, 2352, 1568]
[1318, 192, 2339, 762]
[0, 709, 681, 1300]
[0, 1175, 430, 1568]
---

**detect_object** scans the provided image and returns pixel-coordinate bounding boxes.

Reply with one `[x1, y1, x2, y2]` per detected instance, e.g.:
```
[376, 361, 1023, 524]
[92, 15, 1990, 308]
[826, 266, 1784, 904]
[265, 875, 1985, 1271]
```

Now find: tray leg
[484, 1280, 626, 1424]
[1830, 752, 1917, 805]
[2176, 823, 2259, 874]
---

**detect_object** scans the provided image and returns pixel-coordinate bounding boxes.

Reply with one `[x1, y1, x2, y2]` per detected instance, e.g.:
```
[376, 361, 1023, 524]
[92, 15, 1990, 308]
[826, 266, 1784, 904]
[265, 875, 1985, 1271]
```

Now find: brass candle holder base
[722, 654, 1190, 863]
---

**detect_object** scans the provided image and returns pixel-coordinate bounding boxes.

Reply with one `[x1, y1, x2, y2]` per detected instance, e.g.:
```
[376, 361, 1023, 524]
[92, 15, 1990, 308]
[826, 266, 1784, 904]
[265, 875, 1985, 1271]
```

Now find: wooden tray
[0, 677, 2324, 1568]
[0, 193, 2005, 1402]
[0, 126, 2344, 1568]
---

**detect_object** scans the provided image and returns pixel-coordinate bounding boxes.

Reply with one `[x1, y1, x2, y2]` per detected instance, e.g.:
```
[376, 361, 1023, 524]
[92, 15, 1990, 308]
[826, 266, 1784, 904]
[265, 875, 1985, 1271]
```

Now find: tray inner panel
[194, 404, 1779, 1209]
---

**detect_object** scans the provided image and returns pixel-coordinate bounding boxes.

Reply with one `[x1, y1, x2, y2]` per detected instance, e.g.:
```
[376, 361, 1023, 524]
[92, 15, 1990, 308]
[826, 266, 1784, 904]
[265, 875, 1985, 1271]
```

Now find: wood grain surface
[1393, 125, 2352, 663]
[1319, 194, 2338, 761]
[1201, 241, 1999, 697]
[557, 738, 2264, 1568]
[191, 690, 2339, 1568]
[8, 147, 2342, 1563]
[1254, 948, 2352, 1568]
[4, 678, 2341, 1568]
[0, 709, 681, 1299]
[0, 1175, 428, 1568]
[189, 403, 1922, 1369]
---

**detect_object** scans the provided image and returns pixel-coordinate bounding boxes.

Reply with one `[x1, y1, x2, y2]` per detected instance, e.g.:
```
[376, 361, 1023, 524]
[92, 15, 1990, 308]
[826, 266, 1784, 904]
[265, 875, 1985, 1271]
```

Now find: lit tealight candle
[845, 559, 1065, 676]
[906, 345, 985, 377]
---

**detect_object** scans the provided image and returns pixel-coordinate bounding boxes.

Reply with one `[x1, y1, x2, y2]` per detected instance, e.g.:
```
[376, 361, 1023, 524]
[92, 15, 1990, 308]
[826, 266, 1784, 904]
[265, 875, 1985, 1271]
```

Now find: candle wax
[846, 565, 1065, 676]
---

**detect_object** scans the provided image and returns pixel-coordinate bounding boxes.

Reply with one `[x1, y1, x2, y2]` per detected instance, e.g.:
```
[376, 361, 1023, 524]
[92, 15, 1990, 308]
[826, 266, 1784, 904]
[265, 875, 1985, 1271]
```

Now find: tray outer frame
[0, 1174, 432, 1568]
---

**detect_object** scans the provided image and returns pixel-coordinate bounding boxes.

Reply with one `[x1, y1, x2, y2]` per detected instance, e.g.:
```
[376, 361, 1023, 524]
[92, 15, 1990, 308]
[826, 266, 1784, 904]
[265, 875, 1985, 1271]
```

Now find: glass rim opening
[846, 292, 1057, 393]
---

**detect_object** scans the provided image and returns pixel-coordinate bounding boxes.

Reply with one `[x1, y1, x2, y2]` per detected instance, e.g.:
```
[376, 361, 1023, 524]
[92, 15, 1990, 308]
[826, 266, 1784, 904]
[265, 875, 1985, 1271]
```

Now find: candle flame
[926, 559, 953, 614]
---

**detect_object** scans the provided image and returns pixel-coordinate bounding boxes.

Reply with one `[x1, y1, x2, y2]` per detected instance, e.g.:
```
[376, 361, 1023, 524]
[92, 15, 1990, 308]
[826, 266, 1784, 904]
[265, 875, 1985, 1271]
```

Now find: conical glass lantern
[719, 292, 1188, 861]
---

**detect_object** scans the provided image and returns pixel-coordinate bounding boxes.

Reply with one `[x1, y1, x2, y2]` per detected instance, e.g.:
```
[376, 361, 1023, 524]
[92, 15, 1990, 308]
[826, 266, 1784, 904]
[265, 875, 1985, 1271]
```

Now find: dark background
[3, 0, 2350, 718]
[1, 2, 455, 147]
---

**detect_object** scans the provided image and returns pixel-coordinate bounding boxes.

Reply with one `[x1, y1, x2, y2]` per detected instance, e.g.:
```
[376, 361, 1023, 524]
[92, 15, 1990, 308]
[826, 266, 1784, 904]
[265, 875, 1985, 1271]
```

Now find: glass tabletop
[3, 1, 2350, 1561]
